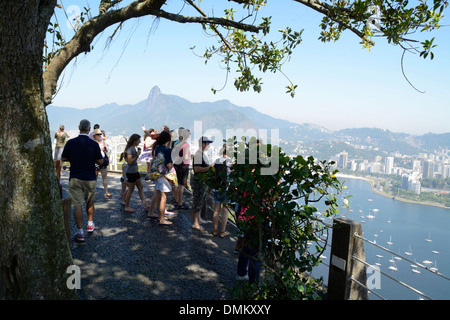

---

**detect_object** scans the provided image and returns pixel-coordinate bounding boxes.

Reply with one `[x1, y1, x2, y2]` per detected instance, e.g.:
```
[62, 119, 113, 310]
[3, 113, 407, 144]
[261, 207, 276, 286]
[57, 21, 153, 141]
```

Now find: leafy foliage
[199, 137, 349, 299]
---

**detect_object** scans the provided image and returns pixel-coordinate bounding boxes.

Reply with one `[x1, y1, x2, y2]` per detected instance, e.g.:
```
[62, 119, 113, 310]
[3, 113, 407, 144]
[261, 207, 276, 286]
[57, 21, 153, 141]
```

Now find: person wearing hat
[93, 128, 111, 198]
[191, 136, 214, 230]
[53, 124, 70, 197]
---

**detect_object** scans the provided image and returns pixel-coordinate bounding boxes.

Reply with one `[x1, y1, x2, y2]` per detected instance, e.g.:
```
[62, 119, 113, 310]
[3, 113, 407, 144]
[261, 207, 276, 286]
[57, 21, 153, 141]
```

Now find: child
[119, 152, 128, 206]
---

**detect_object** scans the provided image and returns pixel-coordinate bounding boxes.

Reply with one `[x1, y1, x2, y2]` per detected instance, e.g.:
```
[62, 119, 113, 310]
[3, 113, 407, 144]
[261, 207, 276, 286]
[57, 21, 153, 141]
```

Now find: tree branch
[292, 0, 370, 43]
[42, 0, 262, 106]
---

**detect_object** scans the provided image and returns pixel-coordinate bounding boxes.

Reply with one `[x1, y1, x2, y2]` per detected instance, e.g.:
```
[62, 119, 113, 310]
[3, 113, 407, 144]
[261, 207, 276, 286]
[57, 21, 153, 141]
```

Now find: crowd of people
[56, 119, 261, 285]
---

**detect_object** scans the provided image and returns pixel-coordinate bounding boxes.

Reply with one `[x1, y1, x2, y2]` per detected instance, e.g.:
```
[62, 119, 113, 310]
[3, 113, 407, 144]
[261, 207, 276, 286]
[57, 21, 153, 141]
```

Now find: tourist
[211, 144, 232, 238]
[151, 131, 176, 226]
[119, 152, 128, 206]
[140, 126, 157, 179]
[173, 128, 191, 210]
[61, 119, 104, 242]
[191, 136, 214, 230]
[124, 134, 149, 212]
[93, 128, 111, 198]
[89, 123, 106, 141]
[53, 124, 69, 197]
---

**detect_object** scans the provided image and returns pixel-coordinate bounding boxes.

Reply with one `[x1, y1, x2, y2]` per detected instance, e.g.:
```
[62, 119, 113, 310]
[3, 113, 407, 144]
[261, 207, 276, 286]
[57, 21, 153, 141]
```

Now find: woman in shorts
[123, 134, 149, 212]
[152, 131, 174, 226]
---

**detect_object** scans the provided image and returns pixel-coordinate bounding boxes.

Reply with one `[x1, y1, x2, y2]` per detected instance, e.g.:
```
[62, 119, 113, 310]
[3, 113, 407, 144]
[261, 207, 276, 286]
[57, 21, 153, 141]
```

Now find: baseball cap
[199, 136, 213, 144]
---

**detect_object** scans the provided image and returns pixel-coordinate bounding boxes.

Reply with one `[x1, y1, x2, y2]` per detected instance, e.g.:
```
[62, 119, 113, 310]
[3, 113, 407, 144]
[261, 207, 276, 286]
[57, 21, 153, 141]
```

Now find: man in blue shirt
[62, 119, 104, 242]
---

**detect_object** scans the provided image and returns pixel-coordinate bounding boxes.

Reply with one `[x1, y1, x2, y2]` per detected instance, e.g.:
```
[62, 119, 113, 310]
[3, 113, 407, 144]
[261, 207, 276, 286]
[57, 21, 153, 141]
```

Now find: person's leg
[101, 169, 110, 197]
[73, 205, 83, 230]
[86, 200, 95, 232]
[219, 205, 230, 237]
[121, 181, 127, 205]
[248, 253, 262, 285]
[212, 201, 220, 235]
[237, 245, 250, 278]
[54, 160, 61, 181]
[135, 178, 148, 207]
[147, 192, 159, 218]
[125, 182, 136, 212]
[158, 191, 172, 225]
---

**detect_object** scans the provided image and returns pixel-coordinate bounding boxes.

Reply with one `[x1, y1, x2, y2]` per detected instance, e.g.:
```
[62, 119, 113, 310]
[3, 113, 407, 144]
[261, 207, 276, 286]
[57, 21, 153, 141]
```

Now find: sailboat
[387, 236, 393, 245]
[405, 245, 413, 256]
[430, 261, 438, 272]
[425, 233, 432, 242]
[389, 261, 398, 271]
[432, 250, 440, 254]
[411, 267, 421, 274]
[375, 257, 381, 266]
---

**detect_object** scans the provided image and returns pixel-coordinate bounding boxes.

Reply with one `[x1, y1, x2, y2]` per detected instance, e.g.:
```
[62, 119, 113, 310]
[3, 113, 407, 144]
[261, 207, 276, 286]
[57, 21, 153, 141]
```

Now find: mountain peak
[146, 86, 161, 112]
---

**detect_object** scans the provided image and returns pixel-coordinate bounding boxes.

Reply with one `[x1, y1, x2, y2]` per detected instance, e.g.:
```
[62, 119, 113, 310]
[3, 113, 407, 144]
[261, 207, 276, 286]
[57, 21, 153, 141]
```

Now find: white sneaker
[87, 223, 95, 233]
[236, 275, 249, 281]
[76, 233, 85, 242]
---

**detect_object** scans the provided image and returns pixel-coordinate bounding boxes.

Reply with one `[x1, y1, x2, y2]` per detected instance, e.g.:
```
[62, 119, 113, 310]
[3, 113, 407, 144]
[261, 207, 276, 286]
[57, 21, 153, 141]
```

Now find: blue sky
[50, 0, 450, 135]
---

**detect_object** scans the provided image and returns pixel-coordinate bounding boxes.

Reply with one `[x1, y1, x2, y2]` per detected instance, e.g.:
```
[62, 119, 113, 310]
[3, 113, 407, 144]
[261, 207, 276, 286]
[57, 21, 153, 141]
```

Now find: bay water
[309, 177, 450, 300]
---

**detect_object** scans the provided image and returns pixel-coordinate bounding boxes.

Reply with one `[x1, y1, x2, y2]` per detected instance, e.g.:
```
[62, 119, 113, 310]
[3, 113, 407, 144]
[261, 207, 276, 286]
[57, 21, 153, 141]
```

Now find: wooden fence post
[327, 217, 368, 300]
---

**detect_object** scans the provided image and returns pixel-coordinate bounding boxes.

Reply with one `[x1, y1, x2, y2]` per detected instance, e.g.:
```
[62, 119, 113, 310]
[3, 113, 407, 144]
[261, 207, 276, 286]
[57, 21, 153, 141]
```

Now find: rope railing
[351, 255, 432, 300]
[350, 232, 450, 300]
[353, 232, 450, 282]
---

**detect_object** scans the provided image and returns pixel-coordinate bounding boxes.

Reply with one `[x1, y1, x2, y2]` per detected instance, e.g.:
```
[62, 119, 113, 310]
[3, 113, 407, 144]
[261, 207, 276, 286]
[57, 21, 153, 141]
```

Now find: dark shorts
[174, 163, 189, 186]
[126, 172, 141, 183]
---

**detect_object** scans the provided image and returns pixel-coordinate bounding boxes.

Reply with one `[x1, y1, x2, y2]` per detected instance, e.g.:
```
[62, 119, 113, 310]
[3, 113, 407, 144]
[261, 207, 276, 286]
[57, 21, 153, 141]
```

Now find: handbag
[148, 152, 178, 186]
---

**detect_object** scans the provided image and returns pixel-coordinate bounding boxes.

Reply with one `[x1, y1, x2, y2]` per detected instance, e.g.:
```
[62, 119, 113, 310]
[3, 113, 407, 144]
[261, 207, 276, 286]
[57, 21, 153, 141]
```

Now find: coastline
[336, 173, 450, 211]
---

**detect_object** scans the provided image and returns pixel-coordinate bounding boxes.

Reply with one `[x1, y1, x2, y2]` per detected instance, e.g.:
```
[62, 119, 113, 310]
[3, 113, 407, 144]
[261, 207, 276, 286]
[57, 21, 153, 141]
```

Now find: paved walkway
[60, 170, 240, 300]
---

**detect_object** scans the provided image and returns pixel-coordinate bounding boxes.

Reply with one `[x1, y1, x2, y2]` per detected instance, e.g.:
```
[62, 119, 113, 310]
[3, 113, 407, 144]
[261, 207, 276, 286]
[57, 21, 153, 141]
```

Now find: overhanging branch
[42, 0, 263, 105]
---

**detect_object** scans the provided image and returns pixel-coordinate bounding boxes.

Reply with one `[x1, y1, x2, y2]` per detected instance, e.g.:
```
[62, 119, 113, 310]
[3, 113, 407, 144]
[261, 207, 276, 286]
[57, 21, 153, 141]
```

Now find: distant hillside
[47, 86, 450, 157]
[48, 86, 292, 137]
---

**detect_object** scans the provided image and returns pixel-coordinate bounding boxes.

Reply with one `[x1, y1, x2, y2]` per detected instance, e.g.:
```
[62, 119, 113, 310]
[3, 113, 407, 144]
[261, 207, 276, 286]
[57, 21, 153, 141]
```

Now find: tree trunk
[0, 1, 76, 299]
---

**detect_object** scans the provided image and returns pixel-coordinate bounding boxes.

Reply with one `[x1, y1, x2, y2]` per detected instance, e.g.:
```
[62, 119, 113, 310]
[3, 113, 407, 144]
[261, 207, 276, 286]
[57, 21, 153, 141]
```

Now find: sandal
[212, 229, 218, 236]
[124, 208, 135, 213]
[220, 231, 230, 238]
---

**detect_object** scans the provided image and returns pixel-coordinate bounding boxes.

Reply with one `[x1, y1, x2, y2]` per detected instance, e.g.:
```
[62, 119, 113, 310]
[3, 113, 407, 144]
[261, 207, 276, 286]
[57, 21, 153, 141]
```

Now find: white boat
[394, 256, 402, 261]
[387, 236, 393, 245]
[372, 208, 379, 212]
[376, 254, 383, 258]
[367, 214, 375, 219]
[405, 245, 413, 256]
[430, 261, 438, 272]
[368, 199, 373, 202]
[425, 233, 432, 242]
[389, 262, 398, 271]
[432, 250, 440, 254]
[422, 260, 433, 265]
[375, 257, 381, 266]
[411, 268, 421, 274]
